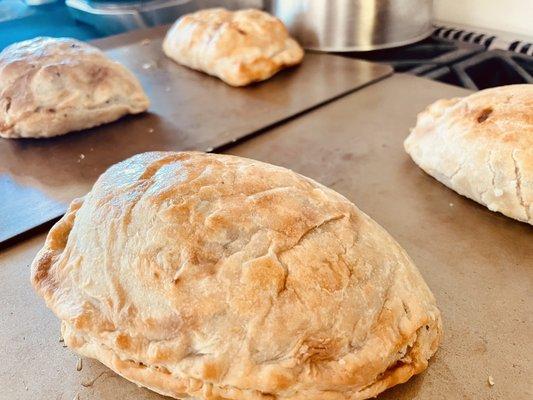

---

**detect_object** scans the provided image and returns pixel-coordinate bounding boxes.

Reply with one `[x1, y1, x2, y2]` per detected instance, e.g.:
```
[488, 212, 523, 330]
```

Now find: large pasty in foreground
[405, 84, 532, 225]
[0, 37, 149, 139]
[32, 152, 442, 400]
[162, 8, 304, 86]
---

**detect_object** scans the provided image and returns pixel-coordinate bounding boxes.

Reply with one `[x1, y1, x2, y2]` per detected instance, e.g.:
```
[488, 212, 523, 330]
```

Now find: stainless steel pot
[267, 0, 434, 51]
[66, 0, 197, 35]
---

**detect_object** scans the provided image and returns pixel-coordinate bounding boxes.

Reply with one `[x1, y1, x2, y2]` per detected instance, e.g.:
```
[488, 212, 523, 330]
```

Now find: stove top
[341, 33, 533, 90]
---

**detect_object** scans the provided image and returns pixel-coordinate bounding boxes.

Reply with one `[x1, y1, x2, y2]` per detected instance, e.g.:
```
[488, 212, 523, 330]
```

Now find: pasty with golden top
[32, 151, 442, 399]
[163, 8, 304, 86]
[0, 37, 149, 138]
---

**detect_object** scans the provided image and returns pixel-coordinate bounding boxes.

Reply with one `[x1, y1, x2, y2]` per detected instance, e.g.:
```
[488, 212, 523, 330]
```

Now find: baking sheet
[0, 25, 392, 244]
[0, 74, 530, 399]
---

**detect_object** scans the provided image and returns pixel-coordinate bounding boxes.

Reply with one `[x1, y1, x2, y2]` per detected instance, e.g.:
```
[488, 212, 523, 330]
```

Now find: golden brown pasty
[163, 8, 304, 86]
[32, 151, 442, 399]
[0, 37, 149, 138]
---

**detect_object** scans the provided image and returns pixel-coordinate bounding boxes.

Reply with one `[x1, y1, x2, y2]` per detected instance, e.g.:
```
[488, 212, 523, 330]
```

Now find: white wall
[434, 0, 533, 38]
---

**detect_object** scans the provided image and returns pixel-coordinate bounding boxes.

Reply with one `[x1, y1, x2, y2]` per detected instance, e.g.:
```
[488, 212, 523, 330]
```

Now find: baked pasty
[162, 8, 304, 86]
[404, 84, 532, 225]
[32, 152, 442, 400]
[0, 37, 149, 139]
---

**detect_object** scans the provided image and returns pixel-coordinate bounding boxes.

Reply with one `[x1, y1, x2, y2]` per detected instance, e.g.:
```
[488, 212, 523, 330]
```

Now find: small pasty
[405, 84, 532, 225]
[163, 8, 304, 86]
[0, 37, 149, 139]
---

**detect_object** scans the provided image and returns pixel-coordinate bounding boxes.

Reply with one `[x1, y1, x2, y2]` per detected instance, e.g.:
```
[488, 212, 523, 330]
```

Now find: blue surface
[0, 1, 105, 50]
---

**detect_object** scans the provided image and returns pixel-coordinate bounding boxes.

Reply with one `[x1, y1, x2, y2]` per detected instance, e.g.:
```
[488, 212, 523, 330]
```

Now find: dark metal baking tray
[0, 25, 392, 245]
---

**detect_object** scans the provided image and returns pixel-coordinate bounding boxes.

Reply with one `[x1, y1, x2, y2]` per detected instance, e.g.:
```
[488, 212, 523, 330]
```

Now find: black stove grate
[340, 34, 533, 90]
[421, 50, 533, 90]
[339, 36, 484, 73]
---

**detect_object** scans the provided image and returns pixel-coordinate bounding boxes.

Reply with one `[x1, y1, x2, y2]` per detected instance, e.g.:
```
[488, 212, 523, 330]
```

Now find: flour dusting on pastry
[405, 84, 532, 225]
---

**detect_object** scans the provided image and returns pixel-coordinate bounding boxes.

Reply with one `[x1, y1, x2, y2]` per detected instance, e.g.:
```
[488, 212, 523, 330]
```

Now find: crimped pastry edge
[61, 319, 440, 400]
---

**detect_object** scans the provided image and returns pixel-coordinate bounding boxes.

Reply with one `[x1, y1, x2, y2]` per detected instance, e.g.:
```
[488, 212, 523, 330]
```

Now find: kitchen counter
[0, 74, 531, 399]
[0, 1, 103, 51]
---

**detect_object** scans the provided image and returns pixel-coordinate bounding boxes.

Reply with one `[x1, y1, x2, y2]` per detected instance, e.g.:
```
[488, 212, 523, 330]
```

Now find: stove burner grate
[339, 37, 484, 73]
[420, 50, 533, 90]
[339, 33, 533, 90]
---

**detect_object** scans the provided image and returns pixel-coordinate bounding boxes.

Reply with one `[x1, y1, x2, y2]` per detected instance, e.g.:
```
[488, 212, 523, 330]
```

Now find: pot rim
[301, 28, 435, 53]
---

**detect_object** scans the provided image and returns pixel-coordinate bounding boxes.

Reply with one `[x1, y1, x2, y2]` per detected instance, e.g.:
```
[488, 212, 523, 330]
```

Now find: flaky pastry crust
[0, 37, 149, 138]
[404, 84, 533, 224]
[32, 152, 441, 399]
[162, 8, 304, 86]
